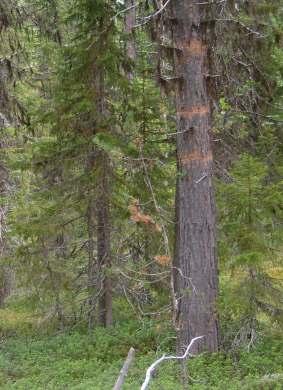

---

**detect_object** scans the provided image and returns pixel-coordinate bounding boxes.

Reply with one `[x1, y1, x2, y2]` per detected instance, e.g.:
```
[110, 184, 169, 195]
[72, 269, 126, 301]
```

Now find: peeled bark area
[171, 1, 219, 353]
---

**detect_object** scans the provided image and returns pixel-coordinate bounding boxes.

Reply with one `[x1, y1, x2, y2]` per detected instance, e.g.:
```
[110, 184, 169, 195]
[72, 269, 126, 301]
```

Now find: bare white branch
[141, 336, 204, 390]
[195, 174, 208, 184]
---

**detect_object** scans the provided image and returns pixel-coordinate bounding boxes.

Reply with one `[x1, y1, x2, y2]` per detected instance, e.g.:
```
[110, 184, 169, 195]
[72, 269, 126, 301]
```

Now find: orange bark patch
[154, 255, 171, 267]
[179, 38, 206, 56]
[129, 199, 162, 233]
[180, 151, 213, 165]
[177, 105, 210, 120]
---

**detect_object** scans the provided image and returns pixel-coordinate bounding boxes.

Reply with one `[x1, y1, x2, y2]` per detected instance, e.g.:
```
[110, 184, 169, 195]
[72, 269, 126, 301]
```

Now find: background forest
[0, 0, 282, 389]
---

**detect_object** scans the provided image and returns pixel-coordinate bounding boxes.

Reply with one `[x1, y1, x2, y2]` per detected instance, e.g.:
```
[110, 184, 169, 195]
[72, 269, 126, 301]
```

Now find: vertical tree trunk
[87, 194, 96, 329]
[95, 67, 113, 328]
[0, 57, 12, 308]
[125, 0, 136, 80]
[171, 1, 219, 353]
[0, 161, 11, 308]
[87, 60, 113, 328]
[97, 152, 112, 327]
[42, 239, 65, 329]
[86, 149, 113, 329]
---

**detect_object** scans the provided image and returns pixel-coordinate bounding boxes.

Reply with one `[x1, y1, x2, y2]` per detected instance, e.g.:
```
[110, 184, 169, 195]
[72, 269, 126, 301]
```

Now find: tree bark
[0, 55, 12, 308]
[87, 193, 97, 329]
[87, 58, 113, 328]
[86, 150, 113, 329]
[42, 240, 65, 328]
[0, 161, 11, 308]
[170, 1, 219, 353]
[113, 347, 135, 390]
[125, 0, 136, 80]
[97, 152, 113, 327]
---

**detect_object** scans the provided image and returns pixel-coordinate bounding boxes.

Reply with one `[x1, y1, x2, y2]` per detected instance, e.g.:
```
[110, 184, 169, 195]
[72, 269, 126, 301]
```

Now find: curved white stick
[141, 335, 204, 390]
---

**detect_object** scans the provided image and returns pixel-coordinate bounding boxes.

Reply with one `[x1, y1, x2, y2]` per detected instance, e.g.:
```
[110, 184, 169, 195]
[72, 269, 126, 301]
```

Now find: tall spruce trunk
[170, 1, 219, 353]
[87, 193, 96, 329]
[0, 58, 12, 307]
[87, 169, 113, 328]
[42, 169, 66, 328]
[0, 152, 11, 308]
[87, 153, 112, 328]
[96, 153, 112, 327]
[87, 64, 113, 328]
[125, 0, 136, 80]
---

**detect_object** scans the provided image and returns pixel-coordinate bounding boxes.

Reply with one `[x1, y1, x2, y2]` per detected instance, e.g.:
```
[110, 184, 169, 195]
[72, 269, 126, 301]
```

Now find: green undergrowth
[0, 305, 282, 389]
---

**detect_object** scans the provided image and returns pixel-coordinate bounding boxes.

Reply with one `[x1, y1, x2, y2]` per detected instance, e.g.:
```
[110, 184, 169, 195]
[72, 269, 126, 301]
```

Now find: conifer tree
[163, 1, 219, 353]
[0, 1, 19, 306]
[218, 154, 283, 345]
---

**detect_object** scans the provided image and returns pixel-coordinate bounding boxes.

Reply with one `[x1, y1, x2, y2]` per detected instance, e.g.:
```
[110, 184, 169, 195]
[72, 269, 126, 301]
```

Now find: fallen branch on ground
[113, 347, 135, 390]
[141, 336, 204, 390]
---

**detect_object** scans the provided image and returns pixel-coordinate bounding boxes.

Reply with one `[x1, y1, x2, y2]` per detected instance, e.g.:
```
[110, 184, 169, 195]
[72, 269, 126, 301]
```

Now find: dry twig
[141, 336, 204, 390]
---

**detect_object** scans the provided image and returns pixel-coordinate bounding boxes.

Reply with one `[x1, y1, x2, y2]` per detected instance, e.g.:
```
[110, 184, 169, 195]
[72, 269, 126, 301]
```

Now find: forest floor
[0, 299, 283, 389]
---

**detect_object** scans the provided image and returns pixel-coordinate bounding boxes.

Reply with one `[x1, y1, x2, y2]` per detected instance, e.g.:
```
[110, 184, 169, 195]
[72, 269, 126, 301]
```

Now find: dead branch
[141, 336, 204, 390]
[113, 347, 135, 390]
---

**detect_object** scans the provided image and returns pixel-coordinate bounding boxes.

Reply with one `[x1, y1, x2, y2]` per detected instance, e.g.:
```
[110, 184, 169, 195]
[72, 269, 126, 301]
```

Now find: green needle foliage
[218, 153, 283, 345]
[0, 0, 282, 387]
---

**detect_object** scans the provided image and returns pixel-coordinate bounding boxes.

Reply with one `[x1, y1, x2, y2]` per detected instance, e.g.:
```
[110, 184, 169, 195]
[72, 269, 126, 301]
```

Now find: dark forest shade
[171, 1, 219, 353]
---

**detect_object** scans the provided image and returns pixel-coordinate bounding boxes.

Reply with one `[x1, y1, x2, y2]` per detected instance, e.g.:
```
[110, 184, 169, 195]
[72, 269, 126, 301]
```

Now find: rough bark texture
[87, 150, 113, 329]
[97, 152, 113, 327]
[87, 192, 97, 329]
[0, 147, 11, 308]
[125, 0, 136, 80]
[170, 1, 219, 353]
[87, 61, 113, 328]
[0, 52, 12, 307]
[113, 347, 135, 390]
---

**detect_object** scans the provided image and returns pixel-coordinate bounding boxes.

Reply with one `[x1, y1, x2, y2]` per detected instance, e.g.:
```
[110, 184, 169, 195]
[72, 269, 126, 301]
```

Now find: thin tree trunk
[0, 266, 12, 307]
[87, 56, 113, 328]
[125, 0, 136, 80]
[87, 195, 96, 329]
[0, 163, 11, 308]
[42, 240, 65, 328]
[95, 66, 113, 328]
[0, 57, 12, 308]
[170, 1, 219, 353]
[97, 152, 112, 327]
[86, 151, 113, 328]
[41, 165, 67, 328]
